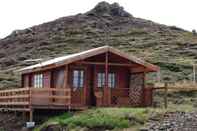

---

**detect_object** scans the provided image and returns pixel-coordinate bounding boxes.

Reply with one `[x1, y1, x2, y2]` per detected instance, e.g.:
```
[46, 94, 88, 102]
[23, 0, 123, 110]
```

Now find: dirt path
[146, 112, 197, 131]
[0, 110, 63, 131]
[0, 112, 27, 131]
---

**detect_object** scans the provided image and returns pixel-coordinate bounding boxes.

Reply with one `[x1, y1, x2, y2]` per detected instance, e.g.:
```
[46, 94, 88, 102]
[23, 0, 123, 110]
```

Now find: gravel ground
[146, 112, 197, 131]
[0, 112, 27, 131]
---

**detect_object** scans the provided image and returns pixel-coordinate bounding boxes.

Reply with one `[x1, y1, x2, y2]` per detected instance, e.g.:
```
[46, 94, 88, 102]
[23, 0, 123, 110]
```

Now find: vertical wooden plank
[22, 112, 26, 121]
[45, 71, 51, 104]
[83, 66, 88, 105]
[21, 75, 24, 88]
[29, 88, 32, 108]
[64, 65, 68, 89]
[94, 65, 100, 106]
[29, 109, 33, 122]
[104, 52, 110, 106]
[64, 65, 69, 105]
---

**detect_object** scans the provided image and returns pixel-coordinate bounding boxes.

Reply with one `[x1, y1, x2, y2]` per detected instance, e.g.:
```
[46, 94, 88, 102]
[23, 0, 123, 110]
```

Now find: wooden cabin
[0, 46, 159, 121]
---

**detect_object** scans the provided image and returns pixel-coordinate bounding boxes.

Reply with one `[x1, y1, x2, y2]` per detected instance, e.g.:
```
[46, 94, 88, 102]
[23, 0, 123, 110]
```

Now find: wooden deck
[0, 88, 72, 112]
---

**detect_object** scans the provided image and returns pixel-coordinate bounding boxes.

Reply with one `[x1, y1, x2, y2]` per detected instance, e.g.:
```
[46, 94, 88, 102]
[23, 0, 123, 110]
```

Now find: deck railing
[0, 87, 71, 111]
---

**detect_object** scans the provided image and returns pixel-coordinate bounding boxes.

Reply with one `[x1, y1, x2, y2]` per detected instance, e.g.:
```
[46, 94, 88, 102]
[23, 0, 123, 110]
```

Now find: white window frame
[97, 72, 116, 88]
[97, 73, 105, 87]
[72, 70, 84, 88]
[108, 73, 115, 88]
[34, 74, 43, 88]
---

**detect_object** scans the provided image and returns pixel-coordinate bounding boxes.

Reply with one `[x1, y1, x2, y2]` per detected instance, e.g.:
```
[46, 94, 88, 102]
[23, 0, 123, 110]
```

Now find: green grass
[34, 108, 173, 131]
[34, 108, 169, 131]
[34, 102, 197, 131]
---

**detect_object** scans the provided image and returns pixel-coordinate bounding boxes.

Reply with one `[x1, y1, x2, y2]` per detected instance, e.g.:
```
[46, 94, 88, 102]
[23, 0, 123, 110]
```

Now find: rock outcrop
[0, 1, 196, 88]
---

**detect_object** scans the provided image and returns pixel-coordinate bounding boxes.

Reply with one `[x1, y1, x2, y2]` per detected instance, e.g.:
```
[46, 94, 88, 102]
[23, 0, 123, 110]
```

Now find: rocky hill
[0, 1, 197, 88]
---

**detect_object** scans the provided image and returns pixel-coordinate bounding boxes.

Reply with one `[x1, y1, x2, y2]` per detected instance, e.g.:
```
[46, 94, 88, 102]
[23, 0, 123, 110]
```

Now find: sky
[0, 0, 197, 38]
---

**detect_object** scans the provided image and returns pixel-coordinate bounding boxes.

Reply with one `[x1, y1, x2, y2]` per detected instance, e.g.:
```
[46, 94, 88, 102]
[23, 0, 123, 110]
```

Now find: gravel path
[0, 112, 26, 131]
[146, 112, 197, 131]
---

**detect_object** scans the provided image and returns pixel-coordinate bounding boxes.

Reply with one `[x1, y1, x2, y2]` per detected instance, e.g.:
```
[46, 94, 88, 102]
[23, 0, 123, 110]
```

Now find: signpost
[26, 122, 35, 128]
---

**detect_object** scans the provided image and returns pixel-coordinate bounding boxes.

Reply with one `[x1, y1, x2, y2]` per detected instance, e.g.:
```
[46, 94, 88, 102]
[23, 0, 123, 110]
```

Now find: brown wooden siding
[32, 71, 51, 105]
[20, 53, 151, 107]
[68, 64, 87, 106]
[22, 74, 29, 88]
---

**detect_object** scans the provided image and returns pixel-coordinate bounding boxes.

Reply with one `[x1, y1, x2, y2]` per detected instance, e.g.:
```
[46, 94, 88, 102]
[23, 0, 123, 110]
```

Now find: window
[34, 74, 43, 88]
[97, 73, 116, 88]
[54, 69, 65, 88]
[108, 73, 115, 88]
[72, 70, 84, 88]
[97, 73, 105, 87]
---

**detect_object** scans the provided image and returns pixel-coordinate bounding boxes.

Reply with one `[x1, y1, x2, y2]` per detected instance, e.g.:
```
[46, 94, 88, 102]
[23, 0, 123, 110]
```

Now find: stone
[139, 127, 149, 131]
[86, 1, 132, 17]
[40, 124, 63, 131]
[146, 112, 197, 131]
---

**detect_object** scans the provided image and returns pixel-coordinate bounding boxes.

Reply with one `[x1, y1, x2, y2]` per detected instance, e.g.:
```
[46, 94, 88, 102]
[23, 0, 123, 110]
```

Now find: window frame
[97, 72, 116, 88]
[97, 72, 105, 88]
[72, 69, 85, 88]
[33, 74, 43, 88]
[108, 73, 116, 88]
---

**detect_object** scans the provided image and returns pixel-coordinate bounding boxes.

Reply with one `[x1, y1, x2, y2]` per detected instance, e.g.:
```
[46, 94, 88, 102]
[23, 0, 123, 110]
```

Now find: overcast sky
[0, 0, 196, 38]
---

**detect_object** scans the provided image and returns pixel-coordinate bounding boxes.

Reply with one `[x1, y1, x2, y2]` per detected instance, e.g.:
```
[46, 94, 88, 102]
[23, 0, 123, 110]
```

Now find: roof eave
[19, 46, 160, 74]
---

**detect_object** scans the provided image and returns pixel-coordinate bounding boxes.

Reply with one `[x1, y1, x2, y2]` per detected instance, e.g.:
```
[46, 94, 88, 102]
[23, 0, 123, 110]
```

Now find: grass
[34, 92, 197, 131]
[34, 108, 169, 131]
[32, 84, 197, 131]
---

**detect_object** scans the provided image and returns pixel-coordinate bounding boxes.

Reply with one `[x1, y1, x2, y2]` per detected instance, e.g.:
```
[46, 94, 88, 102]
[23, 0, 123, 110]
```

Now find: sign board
[26, 122, 35, 128]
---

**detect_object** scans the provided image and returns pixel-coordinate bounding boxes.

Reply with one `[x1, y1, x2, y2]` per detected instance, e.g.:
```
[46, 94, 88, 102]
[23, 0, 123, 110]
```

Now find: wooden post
[164, 83, 168, 109]
[83, 67, 87, 105]
[64, 65, 68, 89]
[29, 109, 34, 122]
[22, 112, 26, 121]
[29, 88, 34, 122]
[64, 65, 70, 106]
[105, 52, 109, 106]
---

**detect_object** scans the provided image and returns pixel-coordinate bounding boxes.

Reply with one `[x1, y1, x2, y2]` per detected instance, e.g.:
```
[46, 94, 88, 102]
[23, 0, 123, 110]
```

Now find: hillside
[0, 1, 197, 88]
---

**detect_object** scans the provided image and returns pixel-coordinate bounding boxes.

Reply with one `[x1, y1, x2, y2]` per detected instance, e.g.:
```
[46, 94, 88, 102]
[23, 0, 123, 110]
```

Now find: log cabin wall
[84, 65, 94, 106]
[23, 70, 51, 89]
[20, 55, 149, 107]
[110, 67, 130, 106]
[43, 71, 51, 88]
[81, 52, 147, 107]
[32, 70, 51, 105]
[51, 67, 66, 104]
[67, 63, 132, 107]
[22, 74, 30, 88]
[93, 65, 131, 106]
[22, 73, 34, 88]
[68, 64, 89, 106]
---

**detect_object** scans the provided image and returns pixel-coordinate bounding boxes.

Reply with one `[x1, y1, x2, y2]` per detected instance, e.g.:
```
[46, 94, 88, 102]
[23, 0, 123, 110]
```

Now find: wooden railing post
[29, 109, 34, 122]
[29, 88, 33, 122]
[29, 88, 32, 107]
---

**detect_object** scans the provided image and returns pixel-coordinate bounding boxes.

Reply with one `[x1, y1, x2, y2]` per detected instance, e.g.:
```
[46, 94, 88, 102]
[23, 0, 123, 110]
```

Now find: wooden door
[70, 68, 86, 106]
